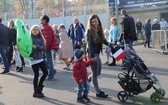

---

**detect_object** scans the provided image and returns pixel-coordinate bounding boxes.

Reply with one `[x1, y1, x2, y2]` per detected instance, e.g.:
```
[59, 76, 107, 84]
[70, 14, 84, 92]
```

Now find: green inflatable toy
[14, 19, 32, 60]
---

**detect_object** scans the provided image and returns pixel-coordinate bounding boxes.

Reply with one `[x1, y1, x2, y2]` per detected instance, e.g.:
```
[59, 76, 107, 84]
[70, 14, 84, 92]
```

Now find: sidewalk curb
[133, 42, 144, 46]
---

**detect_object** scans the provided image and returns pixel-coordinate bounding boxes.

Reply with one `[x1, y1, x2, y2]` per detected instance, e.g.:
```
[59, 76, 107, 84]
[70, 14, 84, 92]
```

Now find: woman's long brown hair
[86, 14, 104, 43]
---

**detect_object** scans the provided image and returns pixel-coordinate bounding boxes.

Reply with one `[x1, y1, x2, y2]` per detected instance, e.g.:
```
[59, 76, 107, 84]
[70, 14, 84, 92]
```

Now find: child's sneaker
[63, 64, 71, 70]
[103, 61, 109, 65]
[82, 95, 90, 102]
[77, 98, 86, 103]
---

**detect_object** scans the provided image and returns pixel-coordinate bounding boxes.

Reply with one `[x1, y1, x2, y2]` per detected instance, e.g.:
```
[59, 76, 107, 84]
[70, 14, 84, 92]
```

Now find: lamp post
[115, 0, 118, 18]
[62, 0, 65, 24]
[31, 0, 34, 19]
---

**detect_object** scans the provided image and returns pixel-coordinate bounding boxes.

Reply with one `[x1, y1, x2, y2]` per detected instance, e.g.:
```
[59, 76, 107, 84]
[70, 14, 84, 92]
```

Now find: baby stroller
[117, 45, 165, 103]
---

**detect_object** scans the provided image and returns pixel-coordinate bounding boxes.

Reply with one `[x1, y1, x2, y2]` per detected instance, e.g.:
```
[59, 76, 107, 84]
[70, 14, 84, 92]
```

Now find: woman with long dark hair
[86, 14, 112, 98]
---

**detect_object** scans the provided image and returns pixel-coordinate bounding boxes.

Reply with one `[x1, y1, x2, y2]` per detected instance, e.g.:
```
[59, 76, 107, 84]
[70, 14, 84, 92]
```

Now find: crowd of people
[135, 17, 168, 48]
[0, 9, 167, 103]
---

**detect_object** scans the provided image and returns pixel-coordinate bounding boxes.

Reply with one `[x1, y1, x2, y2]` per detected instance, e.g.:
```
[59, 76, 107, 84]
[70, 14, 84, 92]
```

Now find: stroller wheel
[117, 91, 128, 102]
[160, 90, 165, 99]
[128, 92, 134, 97]
[150, 92, 161, 103]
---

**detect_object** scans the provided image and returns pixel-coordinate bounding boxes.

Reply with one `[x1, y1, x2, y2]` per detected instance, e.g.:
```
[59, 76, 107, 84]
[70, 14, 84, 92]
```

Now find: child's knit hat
[74, 49, 84, 59]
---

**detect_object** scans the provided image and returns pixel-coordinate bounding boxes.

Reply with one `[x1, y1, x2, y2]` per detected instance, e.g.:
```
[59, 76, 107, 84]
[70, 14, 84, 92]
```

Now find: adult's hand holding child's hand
[91, 57, 97, 62]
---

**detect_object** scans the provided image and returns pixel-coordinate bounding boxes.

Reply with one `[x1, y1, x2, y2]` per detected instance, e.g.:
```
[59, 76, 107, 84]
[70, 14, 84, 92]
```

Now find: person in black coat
[7, 20, 25, 72]
[120, 9, 137, 47]
[0, 18, 10, 74]
[120, 9, 137, 70]
[144, 18, 152, 48]
[8, 20, 16, 66]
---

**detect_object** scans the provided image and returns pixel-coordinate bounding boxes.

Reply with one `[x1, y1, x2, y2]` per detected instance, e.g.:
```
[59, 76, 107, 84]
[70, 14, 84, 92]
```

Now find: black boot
[82, 95, 90, 102]
[148, 42, 151, 48]
[38, 85, 44, 97]
[77, 97, 86, 103]
[144, 42, 146, 47]
[96, 90, 108, 98]
[108, 57, 116, 66]
[33, 87, 44, 98]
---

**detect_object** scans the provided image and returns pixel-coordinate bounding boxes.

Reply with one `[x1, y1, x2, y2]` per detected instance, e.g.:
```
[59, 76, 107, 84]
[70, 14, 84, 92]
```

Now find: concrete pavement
[0, 45, 168, 105]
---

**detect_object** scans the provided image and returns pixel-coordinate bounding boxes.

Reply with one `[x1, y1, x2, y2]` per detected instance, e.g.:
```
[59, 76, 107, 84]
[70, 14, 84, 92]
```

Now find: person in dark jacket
[152, 19, 160, 30]
[73, 49, 95, 103]
[86, 14, 113, 98]
[120, 9, 137, 46]
[7, 19, 25, 72]
[0, 18, 10, 74]
[136, 19, 144, 40]
[120, 9, 137, 70]
[40, 15, 59, 80]
[30, 25, 48, 98]
[68, 17, 85, 50]
[144, 18, 152, 48]
[8, 20, 16, 66]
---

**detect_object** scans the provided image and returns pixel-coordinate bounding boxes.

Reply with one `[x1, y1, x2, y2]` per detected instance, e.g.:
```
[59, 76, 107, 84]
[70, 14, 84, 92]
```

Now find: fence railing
[152, 30, 168, 54]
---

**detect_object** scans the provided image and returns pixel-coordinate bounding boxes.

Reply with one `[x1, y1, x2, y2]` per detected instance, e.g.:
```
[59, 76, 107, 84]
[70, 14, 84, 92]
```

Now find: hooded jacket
[73, 58, 92, 84]
[41, 23, 59, 52]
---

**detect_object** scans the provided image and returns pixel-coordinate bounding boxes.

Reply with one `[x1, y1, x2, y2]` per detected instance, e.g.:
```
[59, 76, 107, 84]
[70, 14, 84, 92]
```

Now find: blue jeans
[124, 39, 133, 47]
[46, 51, 55, 78]
[77, 81, 90, 98]
[0, 45, 10, 72]
[51, 49, 57, 61]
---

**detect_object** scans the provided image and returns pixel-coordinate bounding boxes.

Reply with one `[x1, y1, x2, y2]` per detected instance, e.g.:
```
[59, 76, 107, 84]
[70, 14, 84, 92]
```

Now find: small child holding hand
[73, 49, 96, 103]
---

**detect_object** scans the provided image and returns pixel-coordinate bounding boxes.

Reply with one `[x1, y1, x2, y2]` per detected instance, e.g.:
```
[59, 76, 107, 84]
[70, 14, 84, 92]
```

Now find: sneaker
[16, 67, 23, 72]
[82, 96, 90, 102]
[47, 77, 54, 80]
[77, 98, 86, 103]
[63, 65, 71, 71]
[16, 66, 19, 71]
[103, 61, 109, 65]
[96, 91, 108, 98]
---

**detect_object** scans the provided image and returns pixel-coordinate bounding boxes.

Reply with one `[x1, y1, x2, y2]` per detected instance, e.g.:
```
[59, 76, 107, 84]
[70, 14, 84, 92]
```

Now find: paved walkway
[0, 45, 168, 105]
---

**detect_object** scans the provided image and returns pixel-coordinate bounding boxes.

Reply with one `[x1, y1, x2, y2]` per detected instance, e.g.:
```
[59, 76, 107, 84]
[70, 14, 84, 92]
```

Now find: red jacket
[42, 23, 59, 51]
[73, 59, 93, 84]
